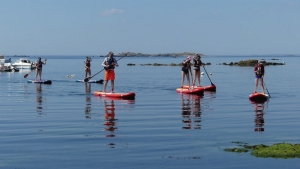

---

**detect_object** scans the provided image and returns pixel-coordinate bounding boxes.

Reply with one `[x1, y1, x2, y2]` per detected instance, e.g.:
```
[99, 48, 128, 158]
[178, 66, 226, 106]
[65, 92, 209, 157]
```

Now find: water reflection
[99, 97, 135, 148]
[181, 94, 202, 129]
[104, 100, 117, 132]
[251, 101, 266, 132]
[35, 84, 46, 115]
[84, 83, 92, 119]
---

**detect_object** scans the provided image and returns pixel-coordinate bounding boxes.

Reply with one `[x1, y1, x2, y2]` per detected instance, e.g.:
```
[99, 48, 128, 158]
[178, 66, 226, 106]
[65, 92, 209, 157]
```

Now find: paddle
[23, 59, 47, 78]
[23, 70, 33, 78]
[202, 65, 215, 86]
[263, 80, 271, 98]
[84, 56, 124, 82]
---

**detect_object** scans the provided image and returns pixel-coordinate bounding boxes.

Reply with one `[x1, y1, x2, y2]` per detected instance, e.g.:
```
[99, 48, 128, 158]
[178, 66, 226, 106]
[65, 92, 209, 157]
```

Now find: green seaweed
[224, 142, 300, 159]
[251, 143, 300, 158]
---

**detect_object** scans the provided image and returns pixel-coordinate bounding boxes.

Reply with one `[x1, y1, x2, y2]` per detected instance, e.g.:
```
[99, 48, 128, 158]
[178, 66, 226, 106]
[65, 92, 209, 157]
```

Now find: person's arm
[101, 58, 107, 67]
[200, 60, 204, 67]
[114, 58, 119, 67]
[188, 62, 192, 75]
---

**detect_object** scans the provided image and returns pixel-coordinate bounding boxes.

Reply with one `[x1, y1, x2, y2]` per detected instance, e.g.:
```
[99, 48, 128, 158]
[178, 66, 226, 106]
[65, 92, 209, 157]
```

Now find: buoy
[66, 74, 75, 78]
[210, 73, 212, 75]
[201, 72, 204, 75]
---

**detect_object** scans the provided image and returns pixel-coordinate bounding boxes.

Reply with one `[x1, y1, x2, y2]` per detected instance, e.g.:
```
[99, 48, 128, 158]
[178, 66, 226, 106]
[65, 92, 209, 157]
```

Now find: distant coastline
[110, 52, 203, 57]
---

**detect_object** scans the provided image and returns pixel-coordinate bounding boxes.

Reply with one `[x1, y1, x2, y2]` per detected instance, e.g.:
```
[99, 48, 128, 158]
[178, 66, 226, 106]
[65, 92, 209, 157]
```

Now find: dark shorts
[182, 68, 188, 74]
[255, 75, 262, 78]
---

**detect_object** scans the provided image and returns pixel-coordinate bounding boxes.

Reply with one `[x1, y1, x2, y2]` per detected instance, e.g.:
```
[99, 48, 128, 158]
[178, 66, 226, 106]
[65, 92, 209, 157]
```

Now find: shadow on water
[92, 95, 135, 148]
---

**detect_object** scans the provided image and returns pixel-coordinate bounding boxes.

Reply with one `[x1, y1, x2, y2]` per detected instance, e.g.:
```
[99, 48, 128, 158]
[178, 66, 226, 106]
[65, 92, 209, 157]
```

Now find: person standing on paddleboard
[84, 56, 91, 79]
[102, 51, 119, 93]
[192, 53, 204, 87]
[35, 57, 46, 81]
[181, 56, 192, 88]
[254, 60, 265, 94]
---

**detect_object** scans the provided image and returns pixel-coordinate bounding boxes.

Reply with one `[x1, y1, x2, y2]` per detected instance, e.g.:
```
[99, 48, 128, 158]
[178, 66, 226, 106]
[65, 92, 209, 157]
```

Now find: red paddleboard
[182, 85, 216, 91]
[94, 91, 135, 99]
[249, 92, 268, 102]
[176, 87, 204, 94]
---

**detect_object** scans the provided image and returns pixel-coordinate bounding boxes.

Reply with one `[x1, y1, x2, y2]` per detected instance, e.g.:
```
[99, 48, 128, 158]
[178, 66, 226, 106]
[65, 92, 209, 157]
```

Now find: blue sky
[1, 0, 299, 56]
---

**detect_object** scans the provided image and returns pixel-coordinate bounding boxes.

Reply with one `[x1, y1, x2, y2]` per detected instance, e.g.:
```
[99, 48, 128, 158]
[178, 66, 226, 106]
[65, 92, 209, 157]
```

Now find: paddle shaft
[263, 80, 271, 98]
[202, 65, 214, 86]
[84, 56, 125, 82]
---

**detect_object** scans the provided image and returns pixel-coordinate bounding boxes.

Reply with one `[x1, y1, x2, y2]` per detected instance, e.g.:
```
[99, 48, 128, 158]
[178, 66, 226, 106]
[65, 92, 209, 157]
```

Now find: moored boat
[12, 58, 35, 69]
[0, 56, 20, 72]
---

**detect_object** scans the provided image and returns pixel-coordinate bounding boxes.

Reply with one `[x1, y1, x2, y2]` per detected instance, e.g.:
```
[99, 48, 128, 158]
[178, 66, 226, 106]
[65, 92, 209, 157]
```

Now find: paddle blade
[83, 77, 91, 82]
[24, 74, 29, 78]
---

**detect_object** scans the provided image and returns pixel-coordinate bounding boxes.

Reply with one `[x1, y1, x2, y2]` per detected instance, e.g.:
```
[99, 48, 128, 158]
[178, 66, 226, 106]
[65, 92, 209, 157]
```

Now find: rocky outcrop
[219, 59, 285, 66]
[127, 62, 211, 66]
[117, 52, 203, 57]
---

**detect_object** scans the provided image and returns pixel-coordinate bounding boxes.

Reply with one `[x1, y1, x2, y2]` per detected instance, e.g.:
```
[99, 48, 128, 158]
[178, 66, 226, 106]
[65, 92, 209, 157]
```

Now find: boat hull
[13, 65, 33, 69]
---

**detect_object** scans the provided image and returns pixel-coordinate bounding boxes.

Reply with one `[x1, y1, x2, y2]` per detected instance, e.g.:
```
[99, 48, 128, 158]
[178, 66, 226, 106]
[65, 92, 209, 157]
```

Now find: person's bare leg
[254, 78, 258, 93]
[181, 71, 185, 87]
[39, 70, 42, 81]
[103, 80, 109, 92]
[192, 70, 196, 86]
[260, 79, 265, 94]
[35, 69, 38, 81]
[186, 74, 190, 88]
[111, 80, 114, 92]
[197, 71, 201, 86]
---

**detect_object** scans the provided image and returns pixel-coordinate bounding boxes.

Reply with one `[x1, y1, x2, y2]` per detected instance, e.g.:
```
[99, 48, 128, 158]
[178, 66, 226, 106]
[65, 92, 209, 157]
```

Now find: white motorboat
[0, 56, 19, 72]
[12, 58, 35, 69]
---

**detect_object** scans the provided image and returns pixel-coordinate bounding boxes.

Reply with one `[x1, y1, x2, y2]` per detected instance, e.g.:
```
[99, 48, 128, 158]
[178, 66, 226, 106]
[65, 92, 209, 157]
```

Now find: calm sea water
[0, 55, 299, 169]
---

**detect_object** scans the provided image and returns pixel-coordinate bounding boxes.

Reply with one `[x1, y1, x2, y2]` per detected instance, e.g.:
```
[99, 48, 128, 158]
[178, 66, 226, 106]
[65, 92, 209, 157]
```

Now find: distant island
[220, 59, 285, 66]
[103, 52, 204, 57]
